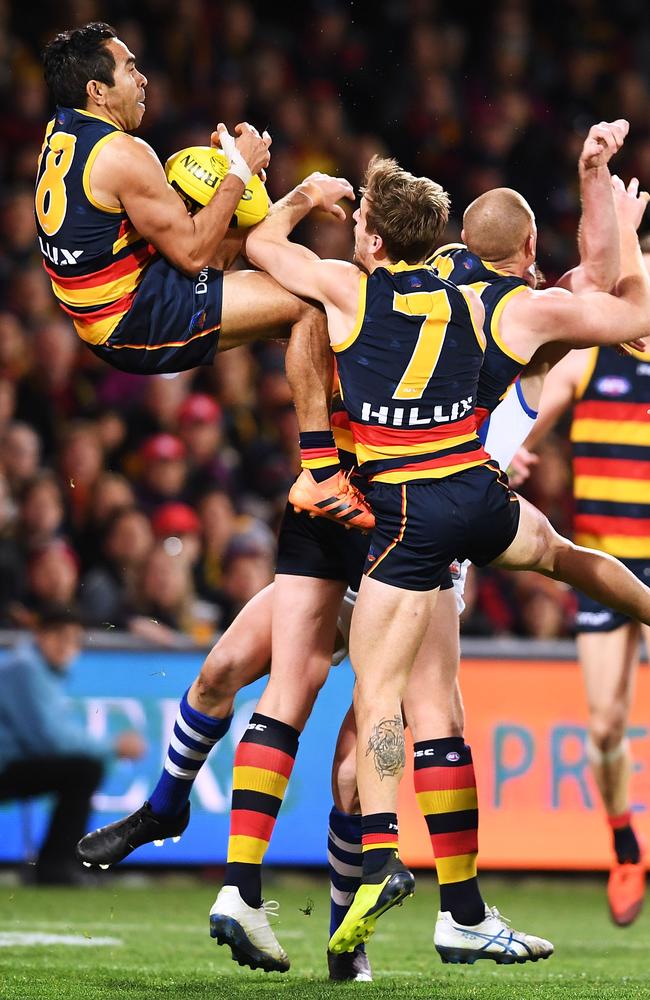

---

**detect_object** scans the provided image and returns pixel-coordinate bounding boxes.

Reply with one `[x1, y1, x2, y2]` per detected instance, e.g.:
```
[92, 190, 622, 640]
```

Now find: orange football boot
[289, 469, 375, 531]
[607, 855, 646, 926]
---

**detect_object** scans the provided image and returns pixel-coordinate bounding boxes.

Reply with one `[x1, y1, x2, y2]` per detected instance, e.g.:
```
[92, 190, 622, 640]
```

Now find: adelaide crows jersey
[34, 107, 157, 346]
[571, 345, 650, 560]
[333, 262, 489, 484]
[429, 243, 529, 423]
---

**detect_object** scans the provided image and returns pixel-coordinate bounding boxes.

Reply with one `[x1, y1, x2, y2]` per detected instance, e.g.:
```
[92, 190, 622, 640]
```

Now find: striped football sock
[299, 430, 340, 483]
[223, 712, 299, 909]
[361, 812, 399, 877]
[328, 806, 363, 938]
[148, 689, 232, 817]
[413, 737, 485, 925]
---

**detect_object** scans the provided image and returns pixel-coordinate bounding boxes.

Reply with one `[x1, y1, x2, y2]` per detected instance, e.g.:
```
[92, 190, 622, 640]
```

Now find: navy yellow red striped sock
[299, 431, 340, 483]
[361, 812, 399, 877]
[223, 713, 299, 908]
[413, 737, 484, 925]
[609, 810, 641, 864]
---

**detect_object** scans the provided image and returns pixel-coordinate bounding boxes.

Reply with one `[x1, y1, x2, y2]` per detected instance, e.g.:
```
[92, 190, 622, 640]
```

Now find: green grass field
[0, 873, 649, 1000]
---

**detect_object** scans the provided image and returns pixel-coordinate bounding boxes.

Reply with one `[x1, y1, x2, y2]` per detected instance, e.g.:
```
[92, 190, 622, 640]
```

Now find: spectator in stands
[80, 507, 154, 628]
[129, 542, 218, 646]
[221, 520, 276, 626]
[136, 434, 190, 514]
[2, 422, 40, 498]
[0, 605, 145, 884]
[57, 421, 105, 531]
[17, 472, 65, 556]
[11, 540, 79, 627]
[179, 393, 239, 496]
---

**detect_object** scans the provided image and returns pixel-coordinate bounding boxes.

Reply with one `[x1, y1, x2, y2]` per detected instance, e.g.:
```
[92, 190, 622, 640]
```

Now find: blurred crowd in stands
[1, 0, 648, 643]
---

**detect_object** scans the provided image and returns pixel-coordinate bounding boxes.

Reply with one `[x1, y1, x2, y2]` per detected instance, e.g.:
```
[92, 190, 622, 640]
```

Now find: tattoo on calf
[366, 715, 405, 780]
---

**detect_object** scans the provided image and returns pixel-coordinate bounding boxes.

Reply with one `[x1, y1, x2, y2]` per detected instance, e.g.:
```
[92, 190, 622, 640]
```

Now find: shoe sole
[609, 899, 644, 927]
[209, 914, 290, 974]
[436, 945, 553, 965]
[330, 871, 415, 953]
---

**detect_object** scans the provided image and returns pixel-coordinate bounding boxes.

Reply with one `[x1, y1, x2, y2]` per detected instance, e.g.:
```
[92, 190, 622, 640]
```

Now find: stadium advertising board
[0, 650, 647, 869]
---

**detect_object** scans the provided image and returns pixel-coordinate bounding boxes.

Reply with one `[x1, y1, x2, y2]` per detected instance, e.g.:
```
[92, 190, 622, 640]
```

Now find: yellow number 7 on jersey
[392, 289, 452, 400]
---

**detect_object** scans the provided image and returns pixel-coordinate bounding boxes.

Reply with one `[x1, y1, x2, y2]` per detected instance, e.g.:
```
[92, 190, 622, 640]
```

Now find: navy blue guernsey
[429, 243, 529, 425]
[332, 262, 489, 483]
[34, 107, 157, 345]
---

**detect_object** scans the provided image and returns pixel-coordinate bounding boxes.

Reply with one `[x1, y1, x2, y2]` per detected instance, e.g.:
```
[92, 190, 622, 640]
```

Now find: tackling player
[36, 21, 370, 525]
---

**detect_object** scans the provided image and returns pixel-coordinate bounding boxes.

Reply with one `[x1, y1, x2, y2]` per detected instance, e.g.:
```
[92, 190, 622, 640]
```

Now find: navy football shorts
[576, 558, 650, 633]
[275, 502, 453, 593]
[90, 257, 223, 374]
[364, 464, 521, 592]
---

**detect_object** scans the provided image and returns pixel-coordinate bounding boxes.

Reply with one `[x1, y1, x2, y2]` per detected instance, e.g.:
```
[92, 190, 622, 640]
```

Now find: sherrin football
[165, 146, 269, 228]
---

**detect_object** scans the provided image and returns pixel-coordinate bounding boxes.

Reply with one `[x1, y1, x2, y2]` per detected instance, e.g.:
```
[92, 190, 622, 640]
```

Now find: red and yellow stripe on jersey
[571, 346, 650, 559]
[333, 263, 489, 483]
[34, 107, 157, 345]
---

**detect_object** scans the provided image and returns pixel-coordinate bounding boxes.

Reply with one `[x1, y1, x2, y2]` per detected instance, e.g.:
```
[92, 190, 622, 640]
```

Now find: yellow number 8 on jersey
[35, 131, 77, 237]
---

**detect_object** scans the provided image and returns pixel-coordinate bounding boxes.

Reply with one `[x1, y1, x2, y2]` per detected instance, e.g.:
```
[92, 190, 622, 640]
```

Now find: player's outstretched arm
[557, 119, 628, 293]
[91, 123, 270, 276]
[245, 174, 359, 332]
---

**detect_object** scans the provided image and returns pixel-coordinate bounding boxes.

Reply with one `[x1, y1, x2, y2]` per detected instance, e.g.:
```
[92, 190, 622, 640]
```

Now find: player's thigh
[270, 574, 345, 678]
[219, 269, 304, 349]
[491, 494, 555, 571]
[578, 623, 641, 720]
[403, 586, 462, 739]
[198, 583, 274, 695]
[350, 574, 437, 695]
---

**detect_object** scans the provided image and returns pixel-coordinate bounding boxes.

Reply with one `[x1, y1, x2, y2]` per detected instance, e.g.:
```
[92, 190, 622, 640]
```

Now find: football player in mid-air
[36, 21, 371, 526]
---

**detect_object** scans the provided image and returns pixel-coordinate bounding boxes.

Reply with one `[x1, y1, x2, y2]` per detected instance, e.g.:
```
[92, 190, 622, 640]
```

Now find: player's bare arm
[557, 119, 628, 294]
[245, 173, 361, 345]
[90, 123, 270, 275]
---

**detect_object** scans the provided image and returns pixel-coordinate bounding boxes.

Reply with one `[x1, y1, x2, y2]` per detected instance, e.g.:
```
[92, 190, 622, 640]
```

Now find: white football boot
[209, 886, 290, 973]
[434, 905, 554, 965]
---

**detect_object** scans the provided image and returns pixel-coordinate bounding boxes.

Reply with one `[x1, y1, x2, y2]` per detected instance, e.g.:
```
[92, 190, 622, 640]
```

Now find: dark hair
[42, 22, 117, 108]
[36, 603, 83, 630]
[640, 233, 650, 255]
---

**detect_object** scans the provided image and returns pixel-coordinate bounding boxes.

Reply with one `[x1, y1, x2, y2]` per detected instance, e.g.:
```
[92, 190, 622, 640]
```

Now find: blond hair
[361, 155, 450, 264]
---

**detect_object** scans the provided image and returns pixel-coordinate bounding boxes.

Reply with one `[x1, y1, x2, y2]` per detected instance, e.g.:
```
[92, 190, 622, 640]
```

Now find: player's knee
[589, 705, 628, 752]
[197, 644, 242, 704]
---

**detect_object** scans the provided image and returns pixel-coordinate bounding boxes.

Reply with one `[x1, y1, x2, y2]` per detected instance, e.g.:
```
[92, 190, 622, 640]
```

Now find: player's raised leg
[328, 573, 435, 955]
[209, 574, 345, 974]
[219, 270, 373, 528]
[493, 496, 650, 624]
[579, 625, 645, 925]
[76, 585, 274, 867]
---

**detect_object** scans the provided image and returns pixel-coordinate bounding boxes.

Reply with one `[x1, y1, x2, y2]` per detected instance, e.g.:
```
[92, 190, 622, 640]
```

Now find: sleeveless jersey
[571, 345, 650, 559]
[429, 244, 529, 423]
[34, 107, 157, 346]
[333, 262, 489, 484]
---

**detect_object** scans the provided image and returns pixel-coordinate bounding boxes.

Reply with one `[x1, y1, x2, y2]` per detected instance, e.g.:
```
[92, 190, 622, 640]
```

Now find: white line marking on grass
[0, 932, 122, 948]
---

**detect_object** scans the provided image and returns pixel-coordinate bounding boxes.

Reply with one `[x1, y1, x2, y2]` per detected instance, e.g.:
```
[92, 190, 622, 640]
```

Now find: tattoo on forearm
[366, 715, 405, 780]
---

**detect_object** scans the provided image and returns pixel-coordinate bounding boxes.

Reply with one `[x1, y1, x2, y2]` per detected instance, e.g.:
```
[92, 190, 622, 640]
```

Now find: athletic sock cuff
[413, 737, 472, 768]
[242, 712, 300, 756]
[608, 810, 632, 830]
[180, 690, 232, 742]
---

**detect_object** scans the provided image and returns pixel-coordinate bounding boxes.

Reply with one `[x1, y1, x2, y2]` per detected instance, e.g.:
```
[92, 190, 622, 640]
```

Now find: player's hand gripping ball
[165, 146, 269, 227]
